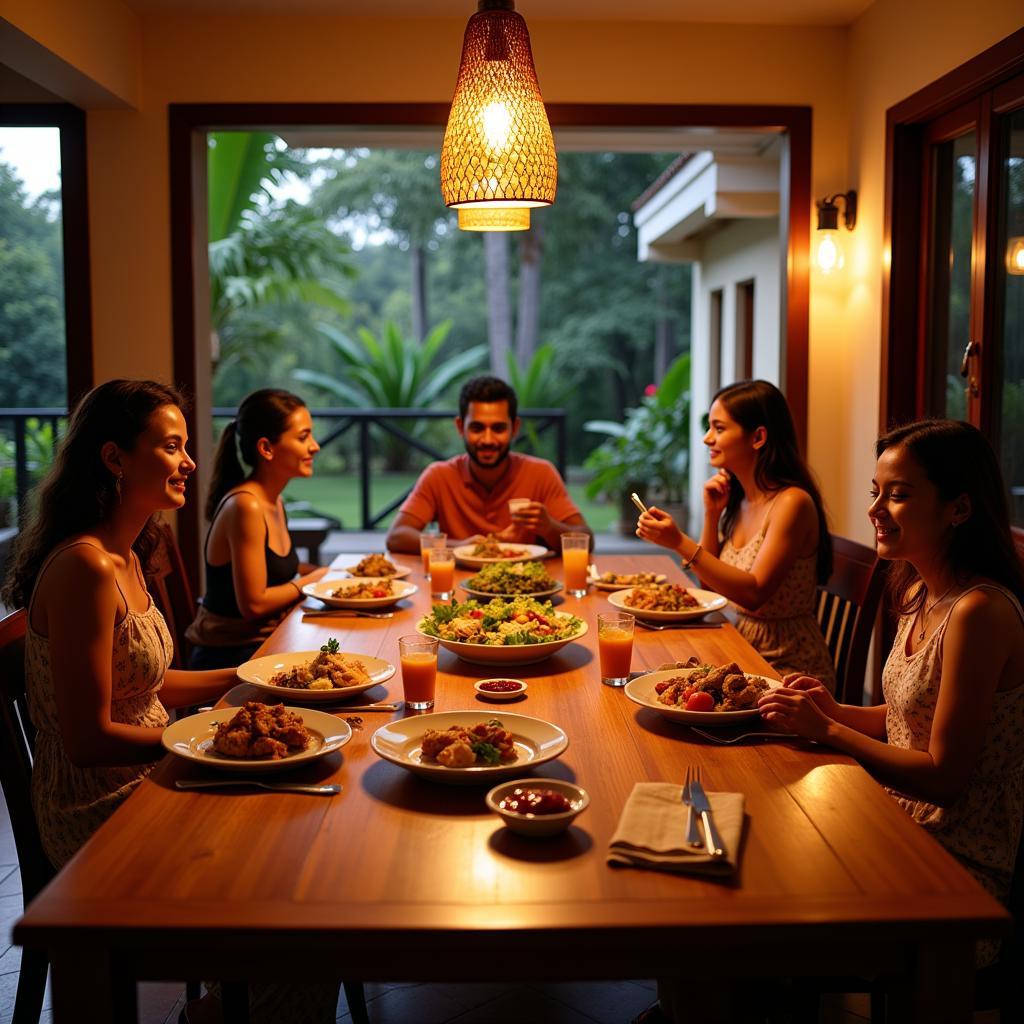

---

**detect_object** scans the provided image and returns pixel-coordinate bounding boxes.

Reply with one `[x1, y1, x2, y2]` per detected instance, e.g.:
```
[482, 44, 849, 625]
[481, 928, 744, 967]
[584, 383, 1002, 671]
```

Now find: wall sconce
[1008, 237, 1024, 276]
[458, 208, 531, 231]
[441, 0, 557, 216]
[815, 190, 857, 274]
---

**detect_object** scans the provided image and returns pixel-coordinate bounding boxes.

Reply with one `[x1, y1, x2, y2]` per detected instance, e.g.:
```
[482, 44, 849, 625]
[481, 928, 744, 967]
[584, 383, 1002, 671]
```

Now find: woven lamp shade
[458, 207, 531, 231]
[441, 1, 557, 210]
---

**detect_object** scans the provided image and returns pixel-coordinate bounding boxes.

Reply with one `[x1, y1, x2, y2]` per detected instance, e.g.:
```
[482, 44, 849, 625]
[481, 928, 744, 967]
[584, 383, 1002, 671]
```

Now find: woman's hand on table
[635, 506, 684, 550]
[758, 675, 836, 742]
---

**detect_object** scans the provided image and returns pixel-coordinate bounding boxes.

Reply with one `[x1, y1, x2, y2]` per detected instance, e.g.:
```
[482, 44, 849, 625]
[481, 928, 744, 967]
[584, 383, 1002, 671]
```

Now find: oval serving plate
[416, 617, 588, 667]
[340, 561, 411, 579]
[624, 667, 780, 725]
[459, 580, 563, 601]
[162, 706, 351, 772]
[370, 710, 568, 785]
[303, 577, 418, 609]
[588, 572, 667, 592]
[607, 586, 728, 622]
[452, 543, 549, 569]
[236, 650, 396, 702]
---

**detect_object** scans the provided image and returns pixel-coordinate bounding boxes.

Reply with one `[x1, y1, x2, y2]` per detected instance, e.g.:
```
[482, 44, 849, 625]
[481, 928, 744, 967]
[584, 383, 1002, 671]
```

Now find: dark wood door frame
[0, 102, 93, 405]
[881, 27, 1024, 432]
[169, 101, 811, 589]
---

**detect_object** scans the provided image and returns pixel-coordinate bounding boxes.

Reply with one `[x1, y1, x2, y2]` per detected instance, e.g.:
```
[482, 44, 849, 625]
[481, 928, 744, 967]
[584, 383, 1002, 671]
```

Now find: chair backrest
[0, 609, 55, 903]
[816, 535, 888, 706]
[145, 521, 196, 669]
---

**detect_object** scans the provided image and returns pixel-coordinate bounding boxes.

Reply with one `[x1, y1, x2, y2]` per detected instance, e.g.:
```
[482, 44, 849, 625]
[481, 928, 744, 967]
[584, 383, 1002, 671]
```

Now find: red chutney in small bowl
[474, 678, 528, 701]
[499, 787, 573, 815]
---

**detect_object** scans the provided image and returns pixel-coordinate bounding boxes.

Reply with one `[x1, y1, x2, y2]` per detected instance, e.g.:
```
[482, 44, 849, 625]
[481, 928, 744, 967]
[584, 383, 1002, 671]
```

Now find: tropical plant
[293, 319, 487, 470]
[505, 343, 580, 457]
[583, 353, 691, 506]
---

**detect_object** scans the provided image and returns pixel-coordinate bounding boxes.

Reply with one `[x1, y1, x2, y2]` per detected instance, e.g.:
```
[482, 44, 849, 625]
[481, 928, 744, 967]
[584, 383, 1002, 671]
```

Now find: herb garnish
[320, 637, 340, 654]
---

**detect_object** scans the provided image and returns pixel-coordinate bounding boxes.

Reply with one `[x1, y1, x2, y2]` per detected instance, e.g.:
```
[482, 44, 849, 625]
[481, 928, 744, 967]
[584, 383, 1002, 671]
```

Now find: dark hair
[458, 376, 518, 422]
[713, 380, 833, 584]
[876, 419, 1024, 614]
[2, 379, 187, 609]
[205, 389, 307, 520]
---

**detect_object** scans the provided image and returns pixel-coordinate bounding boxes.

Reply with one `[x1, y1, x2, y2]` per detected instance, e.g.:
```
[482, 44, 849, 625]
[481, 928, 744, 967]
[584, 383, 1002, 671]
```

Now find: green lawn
[284, 472, 619, 532]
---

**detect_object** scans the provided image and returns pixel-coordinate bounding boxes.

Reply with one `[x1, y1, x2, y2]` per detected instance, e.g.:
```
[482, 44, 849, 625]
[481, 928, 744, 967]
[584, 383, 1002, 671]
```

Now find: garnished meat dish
[624, 583, 700, 612]
[351, 553, 398, 577]
[419, 719, 517, 767]
[469, 533, 528, 559]
[212, 702, 311, 759]
[655, 662, 770, 712]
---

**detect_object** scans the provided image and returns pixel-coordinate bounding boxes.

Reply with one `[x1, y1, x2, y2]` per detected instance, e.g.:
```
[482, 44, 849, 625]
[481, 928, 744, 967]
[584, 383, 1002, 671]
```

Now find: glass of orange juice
[561, 532, 590, 598]
[428, 546, 456, 600]
[399, 635, 438, 710]
[420, 531, 446, 579]
[598, 612, 635, 687]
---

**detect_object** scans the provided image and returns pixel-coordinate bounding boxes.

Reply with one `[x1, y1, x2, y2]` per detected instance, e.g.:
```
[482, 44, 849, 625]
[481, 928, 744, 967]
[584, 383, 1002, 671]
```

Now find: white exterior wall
[687, 217, 781, 527]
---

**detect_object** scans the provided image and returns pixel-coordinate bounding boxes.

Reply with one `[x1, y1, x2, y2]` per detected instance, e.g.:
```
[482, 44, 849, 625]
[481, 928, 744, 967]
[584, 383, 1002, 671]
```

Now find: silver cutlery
[302, 610, 394, 620]
[689, 770, 727, 859]
[681, 766, 702, 848]
[637, 620, 724, 631]
[329, 703, 399, 712]
[176, 779, 341, 795]
[689, 726, 797, 745]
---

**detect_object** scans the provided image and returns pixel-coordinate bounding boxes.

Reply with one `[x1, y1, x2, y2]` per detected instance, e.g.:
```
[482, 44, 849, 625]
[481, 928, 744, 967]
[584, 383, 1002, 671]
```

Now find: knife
[688, 779, 727, 858]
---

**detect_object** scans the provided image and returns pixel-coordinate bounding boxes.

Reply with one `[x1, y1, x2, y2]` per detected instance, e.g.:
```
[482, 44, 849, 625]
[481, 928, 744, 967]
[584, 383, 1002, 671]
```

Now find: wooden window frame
[169, 102, 812, 587]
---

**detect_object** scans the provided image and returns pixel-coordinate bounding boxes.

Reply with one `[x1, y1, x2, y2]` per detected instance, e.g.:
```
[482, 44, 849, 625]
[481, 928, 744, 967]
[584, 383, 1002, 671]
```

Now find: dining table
[14, 551, 1009, 1023]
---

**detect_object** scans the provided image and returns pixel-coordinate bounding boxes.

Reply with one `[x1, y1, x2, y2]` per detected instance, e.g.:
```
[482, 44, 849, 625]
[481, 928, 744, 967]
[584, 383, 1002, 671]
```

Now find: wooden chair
[0, 608, 54, 1024]
[816, 535, 888, 706]
[146, 521, 196, 669]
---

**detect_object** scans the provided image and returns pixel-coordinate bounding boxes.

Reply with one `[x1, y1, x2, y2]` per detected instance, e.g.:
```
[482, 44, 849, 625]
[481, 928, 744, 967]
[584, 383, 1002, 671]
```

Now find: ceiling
[122, 1, 877, 28]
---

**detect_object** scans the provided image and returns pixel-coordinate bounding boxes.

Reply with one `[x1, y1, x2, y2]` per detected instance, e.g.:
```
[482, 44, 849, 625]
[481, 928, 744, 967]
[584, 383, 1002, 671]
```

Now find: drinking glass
[428, 546, 456, 601]
[508, 497, 531, 523]
[399, 635, 438, 710]
[561, 532, 590, 597]
[598, 612, 635, 687]
[420, 531, 446, 579]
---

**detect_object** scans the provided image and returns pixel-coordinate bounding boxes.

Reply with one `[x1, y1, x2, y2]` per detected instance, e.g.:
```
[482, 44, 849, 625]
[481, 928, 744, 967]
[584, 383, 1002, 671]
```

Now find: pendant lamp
[458, 207, 531, 231]
[441, 0, 557, 212]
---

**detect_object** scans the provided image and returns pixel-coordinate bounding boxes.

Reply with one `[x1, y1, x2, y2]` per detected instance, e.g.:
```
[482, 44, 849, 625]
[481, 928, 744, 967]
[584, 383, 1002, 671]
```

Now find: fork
[637, 620, 724, 631]
[681, 766, 702, 848]
[302, 610, 394, 620]
[689, 726, 798, 744]
[175, 779, 341, 795]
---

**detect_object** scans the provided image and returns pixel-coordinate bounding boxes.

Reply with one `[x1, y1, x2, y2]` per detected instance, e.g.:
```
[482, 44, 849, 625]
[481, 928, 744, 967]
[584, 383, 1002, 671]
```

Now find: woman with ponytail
[186, 389, 327, 669]
[1, 380, 236, 870]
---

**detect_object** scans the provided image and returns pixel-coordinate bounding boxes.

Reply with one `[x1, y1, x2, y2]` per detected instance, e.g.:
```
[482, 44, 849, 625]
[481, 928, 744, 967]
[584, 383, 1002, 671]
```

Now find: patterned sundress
[25, 542, 172, 869]
[718, 506, 837, 692]
[882, 583, 1024, 966]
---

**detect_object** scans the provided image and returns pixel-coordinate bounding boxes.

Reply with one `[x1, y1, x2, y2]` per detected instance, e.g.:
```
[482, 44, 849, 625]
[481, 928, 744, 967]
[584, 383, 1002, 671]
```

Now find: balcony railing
[1, 407, 567, 531]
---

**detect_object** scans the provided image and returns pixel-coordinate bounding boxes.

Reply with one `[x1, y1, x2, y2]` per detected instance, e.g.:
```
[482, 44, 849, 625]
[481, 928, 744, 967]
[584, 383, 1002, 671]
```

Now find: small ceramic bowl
[474, 678, 528, 702]
[485, 777, 589, 838]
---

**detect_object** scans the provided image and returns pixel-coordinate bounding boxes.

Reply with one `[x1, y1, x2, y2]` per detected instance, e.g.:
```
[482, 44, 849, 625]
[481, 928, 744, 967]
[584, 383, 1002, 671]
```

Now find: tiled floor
[0, 793, 871, 1024]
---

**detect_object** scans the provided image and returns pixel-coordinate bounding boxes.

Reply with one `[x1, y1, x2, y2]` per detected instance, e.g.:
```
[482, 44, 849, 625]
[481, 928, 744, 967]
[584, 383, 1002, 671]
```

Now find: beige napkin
[608, 782, 745, 876]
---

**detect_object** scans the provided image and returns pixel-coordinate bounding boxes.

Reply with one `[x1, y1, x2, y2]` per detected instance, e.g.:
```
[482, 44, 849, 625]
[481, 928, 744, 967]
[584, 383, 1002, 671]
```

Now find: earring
[115, 473, 123, 504]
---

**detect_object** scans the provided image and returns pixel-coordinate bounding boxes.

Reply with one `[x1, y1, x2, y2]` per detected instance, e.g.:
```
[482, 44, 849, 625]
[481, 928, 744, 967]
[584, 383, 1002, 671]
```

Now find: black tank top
[201, 490, 299, 619]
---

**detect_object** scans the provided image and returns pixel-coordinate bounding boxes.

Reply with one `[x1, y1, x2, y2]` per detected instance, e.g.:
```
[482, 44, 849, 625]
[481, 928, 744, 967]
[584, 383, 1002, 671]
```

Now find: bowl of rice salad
[417, 596, 587, 666]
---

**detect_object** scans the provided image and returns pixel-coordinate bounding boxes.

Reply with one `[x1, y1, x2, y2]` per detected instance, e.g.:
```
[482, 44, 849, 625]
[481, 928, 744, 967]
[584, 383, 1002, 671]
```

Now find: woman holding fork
[636, 379, 837, 691]
[758, 419, 1024, 969]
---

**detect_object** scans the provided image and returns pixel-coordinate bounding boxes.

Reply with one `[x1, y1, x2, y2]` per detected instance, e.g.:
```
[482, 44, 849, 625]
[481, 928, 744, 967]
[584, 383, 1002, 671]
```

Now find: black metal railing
[0, 409, 66, 528]
[1, 407, 567, 532]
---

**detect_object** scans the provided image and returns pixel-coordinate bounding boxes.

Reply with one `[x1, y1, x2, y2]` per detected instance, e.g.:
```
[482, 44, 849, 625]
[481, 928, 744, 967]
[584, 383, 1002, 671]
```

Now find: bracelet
[680, 544, 703, 572]
[289, 581, 302, 598]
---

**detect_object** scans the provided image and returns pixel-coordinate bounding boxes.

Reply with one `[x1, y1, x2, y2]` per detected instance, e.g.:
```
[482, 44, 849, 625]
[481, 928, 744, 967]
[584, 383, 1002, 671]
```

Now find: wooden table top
[14, 552, 1009, 985]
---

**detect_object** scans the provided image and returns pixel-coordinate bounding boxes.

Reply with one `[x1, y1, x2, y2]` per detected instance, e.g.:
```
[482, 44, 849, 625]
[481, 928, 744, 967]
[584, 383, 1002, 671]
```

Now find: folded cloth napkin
[608, 782, 745, 876]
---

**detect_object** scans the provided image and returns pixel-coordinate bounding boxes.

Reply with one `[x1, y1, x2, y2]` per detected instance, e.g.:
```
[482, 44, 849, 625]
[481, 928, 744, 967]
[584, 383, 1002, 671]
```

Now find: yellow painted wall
[7, 2, 1024, 540]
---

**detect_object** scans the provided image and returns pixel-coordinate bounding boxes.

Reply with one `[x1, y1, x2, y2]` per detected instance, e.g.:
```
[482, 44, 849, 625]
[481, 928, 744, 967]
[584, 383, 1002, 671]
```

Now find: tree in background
[0, 162, 65, 407]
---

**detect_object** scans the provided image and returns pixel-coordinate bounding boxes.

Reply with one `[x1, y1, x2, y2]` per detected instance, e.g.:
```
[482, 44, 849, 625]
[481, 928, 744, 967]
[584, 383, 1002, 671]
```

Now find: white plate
[236, 651, 396, 702]
[453, 543, 549, 568]
[625, 667, 780, 725]
[162, 706, 351, 772]
[460, 581, 563, 600]
[303, 577, 418, 609]
[607, 586, 728, 621]
[341, 560, 411, 579]
[416, 618, 588, 666]
[370, 710, 568, 785]
[588, 572, 667, 592]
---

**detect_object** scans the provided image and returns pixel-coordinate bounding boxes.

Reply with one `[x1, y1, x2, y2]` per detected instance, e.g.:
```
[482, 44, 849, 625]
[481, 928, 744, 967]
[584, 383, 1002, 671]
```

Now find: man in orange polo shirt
[386, 376, 592, 553]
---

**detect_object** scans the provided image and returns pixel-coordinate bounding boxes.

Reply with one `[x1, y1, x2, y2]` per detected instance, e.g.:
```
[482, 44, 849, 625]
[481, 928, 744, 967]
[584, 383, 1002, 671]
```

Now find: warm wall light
[815, 190, 857, 274]
[1008, 237, 1024, 276]
[458, 207, 531, 231]
[440, 0, 557, 211]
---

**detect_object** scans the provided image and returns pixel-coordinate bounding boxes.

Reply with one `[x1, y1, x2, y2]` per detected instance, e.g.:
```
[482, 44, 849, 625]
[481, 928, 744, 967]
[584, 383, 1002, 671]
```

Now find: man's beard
[465, 441, 511, 469]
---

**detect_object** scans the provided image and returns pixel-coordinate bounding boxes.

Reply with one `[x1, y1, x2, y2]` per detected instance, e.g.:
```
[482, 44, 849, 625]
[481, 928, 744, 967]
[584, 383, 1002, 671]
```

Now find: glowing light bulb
[816, 231, 844, 275]
[481, 102, 512, 151]
[1008, 237, 1024, 276]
